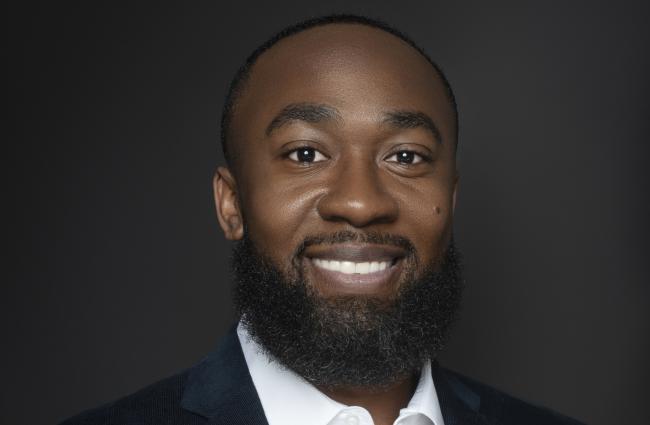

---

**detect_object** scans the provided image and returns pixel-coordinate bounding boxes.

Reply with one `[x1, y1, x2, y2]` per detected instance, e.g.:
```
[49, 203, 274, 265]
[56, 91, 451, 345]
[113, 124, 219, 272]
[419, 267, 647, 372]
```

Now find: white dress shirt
[237, 323, 445, 425]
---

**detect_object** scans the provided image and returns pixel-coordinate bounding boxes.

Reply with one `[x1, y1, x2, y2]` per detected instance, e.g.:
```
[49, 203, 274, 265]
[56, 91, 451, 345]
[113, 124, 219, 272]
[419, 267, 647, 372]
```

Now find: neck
[317, 372, 418, 425]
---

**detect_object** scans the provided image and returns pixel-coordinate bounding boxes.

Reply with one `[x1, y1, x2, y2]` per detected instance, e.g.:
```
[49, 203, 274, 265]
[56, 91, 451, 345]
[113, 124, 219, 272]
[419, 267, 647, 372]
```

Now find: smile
[311, 259, 392, 274]
[302, 243, 406, 296]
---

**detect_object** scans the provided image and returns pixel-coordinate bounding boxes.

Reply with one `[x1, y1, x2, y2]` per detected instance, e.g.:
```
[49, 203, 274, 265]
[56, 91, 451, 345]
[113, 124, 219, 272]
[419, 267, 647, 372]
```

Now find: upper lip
[304, 244, 407, 263]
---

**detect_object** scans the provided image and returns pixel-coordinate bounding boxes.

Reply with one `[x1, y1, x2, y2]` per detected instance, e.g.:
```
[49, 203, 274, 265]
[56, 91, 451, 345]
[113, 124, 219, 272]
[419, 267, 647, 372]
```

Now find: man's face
[217, 24, 458, 301]
[214, 24, 461, 388]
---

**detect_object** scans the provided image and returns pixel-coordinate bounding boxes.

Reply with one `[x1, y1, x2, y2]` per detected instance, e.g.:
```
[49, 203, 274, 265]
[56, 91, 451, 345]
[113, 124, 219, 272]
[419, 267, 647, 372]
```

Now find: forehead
[231, 24, 455, 149]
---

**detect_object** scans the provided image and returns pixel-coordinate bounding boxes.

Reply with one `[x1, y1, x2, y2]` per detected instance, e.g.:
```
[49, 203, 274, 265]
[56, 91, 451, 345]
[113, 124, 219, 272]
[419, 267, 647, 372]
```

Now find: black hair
[220, 14, 458, 166]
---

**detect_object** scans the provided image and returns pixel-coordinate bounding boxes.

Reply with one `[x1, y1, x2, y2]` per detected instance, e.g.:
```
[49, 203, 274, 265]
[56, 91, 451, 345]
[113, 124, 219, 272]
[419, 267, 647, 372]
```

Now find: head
[213, 15, 462, 389]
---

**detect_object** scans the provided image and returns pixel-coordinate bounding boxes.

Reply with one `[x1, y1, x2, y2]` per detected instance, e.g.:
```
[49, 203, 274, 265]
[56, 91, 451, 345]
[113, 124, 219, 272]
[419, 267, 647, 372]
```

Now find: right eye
[287, 147, 327, 163]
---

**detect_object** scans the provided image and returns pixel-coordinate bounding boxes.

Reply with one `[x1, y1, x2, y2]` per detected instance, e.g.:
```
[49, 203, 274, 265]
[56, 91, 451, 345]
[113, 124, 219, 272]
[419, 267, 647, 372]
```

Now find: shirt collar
[237, 322, 445, 425]
[400, 360, 445, 424]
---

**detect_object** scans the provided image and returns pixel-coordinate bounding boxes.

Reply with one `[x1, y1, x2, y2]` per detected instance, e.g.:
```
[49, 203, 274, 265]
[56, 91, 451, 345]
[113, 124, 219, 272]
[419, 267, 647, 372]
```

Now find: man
[62, 14, 583, 425]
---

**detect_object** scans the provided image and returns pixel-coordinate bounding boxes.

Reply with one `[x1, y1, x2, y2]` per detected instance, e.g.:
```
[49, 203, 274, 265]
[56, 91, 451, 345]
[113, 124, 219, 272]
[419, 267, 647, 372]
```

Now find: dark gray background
[6, 1, 649, 424]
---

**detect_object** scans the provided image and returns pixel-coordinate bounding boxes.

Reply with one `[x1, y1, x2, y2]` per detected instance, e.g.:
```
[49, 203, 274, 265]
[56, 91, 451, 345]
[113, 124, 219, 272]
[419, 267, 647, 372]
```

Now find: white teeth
[355, 262, 369, 274]
[312, 259, 392, 275]
[341, 261, 355, 274]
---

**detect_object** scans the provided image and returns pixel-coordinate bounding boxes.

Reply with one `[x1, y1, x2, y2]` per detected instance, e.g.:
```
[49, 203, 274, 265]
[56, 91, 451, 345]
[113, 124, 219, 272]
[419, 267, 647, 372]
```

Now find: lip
[303, 244, 406, 296]
[304, 243, 407, 263]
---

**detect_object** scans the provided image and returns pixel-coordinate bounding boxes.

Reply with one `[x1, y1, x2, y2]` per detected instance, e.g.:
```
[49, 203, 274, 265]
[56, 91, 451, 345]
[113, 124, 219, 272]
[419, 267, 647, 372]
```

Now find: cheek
[398, 183, 454, 266]
[240, 172, 323, 264]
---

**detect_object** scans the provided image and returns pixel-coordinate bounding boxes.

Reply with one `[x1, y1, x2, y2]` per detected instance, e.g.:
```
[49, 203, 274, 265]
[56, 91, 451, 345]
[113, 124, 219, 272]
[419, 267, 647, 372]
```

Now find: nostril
[316, 194, 399, 227]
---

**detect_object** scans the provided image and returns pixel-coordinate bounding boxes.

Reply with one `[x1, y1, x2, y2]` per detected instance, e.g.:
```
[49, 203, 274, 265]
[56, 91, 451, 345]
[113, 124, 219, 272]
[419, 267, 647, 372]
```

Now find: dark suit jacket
[61, 327, 584, 425]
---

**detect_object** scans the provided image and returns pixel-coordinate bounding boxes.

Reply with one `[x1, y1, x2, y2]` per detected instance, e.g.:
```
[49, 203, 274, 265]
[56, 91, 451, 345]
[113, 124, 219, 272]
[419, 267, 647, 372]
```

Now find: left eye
[288, 147, 327, 163]
[386, 151, 424, 165]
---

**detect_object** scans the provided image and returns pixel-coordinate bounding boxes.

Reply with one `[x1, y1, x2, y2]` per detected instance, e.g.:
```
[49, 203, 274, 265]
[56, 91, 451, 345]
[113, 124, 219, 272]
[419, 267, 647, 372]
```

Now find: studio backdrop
[5, 1, 649, 425]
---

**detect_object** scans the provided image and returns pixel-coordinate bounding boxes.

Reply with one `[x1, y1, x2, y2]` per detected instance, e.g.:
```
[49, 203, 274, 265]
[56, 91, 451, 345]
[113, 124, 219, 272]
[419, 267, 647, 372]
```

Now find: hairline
[220, 14, 459, 168]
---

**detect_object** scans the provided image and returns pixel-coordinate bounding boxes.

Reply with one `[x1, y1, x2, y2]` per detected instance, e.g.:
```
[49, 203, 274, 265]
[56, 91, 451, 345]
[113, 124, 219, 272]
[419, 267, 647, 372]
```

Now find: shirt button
[345, 415, 360, 425]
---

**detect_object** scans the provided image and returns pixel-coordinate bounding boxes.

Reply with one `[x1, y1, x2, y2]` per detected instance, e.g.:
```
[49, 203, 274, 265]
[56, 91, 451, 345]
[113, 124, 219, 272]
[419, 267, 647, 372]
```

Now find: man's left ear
[213, 166, 244, 240]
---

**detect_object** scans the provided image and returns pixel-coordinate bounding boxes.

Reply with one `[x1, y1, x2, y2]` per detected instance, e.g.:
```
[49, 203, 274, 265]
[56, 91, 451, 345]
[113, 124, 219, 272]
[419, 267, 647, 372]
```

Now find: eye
[385, 150, 425, 165]
[287, 147, 327, 163]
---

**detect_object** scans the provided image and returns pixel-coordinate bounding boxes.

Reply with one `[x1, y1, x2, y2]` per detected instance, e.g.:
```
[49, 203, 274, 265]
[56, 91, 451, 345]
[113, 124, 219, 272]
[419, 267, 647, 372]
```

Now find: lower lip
[304, 258, 403, 296]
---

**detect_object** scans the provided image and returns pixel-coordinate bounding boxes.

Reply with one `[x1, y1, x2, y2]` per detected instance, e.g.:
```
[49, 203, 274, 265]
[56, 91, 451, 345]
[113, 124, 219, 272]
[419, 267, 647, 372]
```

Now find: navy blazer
[61, 327, 584, 425]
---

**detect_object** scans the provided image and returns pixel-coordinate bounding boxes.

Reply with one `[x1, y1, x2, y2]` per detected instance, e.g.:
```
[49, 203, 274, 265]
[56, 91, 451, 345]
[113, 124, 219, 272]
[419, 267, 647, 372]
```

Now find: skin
[214, 24, 458, 425]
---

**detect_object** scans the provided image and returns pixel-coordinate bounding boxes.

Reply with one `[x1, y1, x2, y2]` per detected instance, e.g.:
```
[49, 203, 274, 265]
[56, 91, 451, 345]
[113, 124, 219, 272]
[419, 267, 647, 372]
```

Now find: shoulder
[438, 366, 585, 425]
[58, 371, 204, 425]
[59, 327, 259, 425]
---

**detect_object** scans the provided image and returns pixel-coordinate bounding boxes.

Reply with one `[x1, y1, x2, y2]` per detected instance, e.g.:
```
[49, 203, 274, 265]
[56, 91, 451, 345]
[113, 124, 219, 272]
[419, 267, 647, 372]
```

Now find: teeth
[341, 261, 355, 274]
[356, 262, 369, 274]
[312, 259, 392, 274]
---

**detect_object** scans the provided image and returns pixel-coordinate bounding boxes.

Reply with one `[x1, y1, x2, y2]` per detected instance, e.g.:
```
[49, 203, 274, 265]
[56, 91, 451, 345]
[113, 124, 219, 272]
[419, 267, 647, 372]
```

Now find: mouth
[303, 244, 406, 296]
[311, 258, 395, 274]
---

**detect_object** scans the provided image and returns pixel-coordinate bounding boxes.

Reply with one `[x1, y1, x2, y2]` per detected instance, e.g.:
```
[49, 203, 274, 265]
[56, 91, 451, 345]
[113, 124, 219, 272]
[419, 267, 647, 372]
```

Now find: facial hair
[232, 231, 464, 390]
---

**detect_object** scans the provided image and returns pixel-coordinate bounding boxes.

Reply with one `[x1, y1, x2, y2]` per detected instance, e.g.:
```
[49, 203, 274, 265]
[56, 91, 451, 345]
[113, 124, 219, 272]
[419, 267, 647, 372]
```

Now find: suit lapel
[432, 362, 502, 425]
[181, 325, 269, 425]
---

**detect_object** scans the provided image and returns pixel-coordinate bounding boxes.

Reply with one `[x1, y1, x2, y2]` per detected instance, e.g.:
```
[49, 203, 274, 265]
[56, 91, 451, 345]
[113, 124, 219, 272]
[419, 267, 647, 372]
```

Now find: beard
[232, 230, 464, 390]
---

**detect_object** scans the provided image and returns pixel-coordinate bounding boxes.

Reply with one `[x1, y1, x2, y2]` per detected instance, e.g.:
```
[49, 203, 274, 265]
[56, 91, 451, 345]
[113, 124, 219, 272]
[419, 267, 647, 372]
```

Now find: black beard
[232, 231, 464, 390]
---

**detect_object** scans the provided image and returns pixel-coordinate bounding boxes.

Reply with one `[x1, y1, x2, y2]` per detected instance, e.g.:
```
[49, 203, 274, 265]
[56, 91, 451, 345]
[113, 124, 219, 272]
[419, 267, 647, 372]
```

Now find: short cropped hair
[220, 14, 458, 166]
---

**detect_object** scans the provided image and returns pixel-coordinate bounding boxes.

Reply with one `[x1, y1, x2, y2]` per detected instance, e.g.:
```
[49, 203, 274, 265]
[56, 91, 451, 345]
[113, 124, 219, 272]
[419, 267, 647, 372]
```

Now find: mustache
[293, 230, 416, 259]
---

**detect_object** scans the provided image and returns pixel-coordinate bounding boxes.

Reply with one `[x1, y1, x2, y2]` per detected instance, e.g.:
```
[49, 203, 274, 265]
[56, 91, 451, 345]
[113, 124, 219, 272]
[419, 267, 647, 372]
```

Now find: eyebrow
[265, 103, 442, 144]
[382, 110, 442, 144]
[265, 103, 342, 136]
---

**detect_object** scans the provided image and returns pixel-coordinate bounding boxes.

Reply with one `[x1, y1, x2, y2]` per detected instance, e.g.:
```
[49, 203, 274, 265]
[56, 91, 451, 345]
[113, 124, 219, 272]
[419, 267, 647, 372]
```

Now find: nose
[316, 158, 399, 228]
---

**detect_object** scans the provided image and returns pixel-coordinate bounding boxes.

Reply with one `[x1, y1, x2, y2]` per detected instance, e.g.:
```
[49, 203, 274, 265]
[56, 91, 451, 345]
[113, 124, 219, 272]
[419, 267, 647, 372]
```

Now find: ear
[213, 166, 244, 240]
